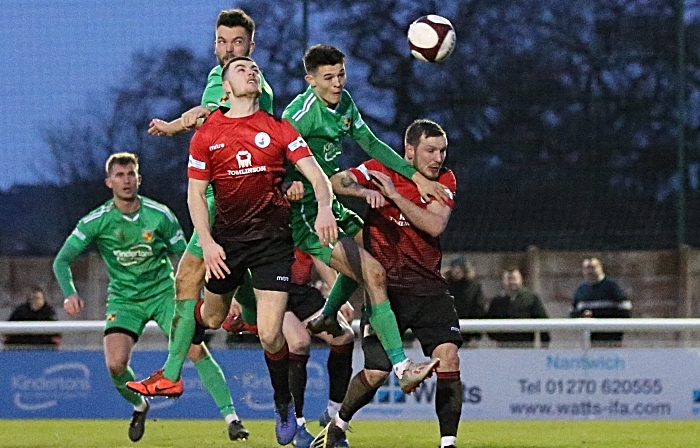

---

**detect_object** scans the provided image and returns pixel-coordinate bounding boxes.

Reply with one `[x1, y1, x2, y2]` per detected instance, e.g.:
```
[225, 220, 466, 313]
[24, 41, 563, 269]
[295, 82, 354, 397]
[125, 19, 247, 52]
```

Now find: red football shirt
[188, 109, 311, 242]
[349, 160, 456, 296]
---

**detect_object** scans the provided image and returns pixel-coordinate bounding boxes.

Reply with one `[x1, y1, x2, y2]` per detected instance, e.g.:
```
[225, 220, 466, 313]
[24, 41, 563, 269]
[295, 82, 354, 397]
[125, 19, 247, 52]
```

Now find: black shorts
[205, 237, 295, 295]
[286, 283, 325, 322]
[361, 292, 463, 372]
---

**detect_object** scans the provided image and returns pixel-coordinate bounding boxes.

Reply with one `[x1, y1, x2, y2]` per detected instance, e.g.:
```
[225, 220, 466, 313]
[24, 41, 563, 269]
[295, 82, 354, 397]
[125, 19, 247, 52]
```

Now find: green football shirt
[282, 86, 417, 204]
[201, 65, 274, 114]
[53, 196, 187, 301]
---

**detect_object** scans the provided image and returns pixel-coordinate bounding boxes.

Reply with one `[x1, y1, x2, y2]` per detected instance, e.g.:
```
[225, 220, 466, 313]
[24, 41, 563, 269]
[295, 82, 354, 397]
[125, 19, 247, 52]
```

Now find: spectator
[571, 257, 631, 347]
[485, 268, 550, 347]
[4, 286, 61, 348]
[445, 256, 485, 344]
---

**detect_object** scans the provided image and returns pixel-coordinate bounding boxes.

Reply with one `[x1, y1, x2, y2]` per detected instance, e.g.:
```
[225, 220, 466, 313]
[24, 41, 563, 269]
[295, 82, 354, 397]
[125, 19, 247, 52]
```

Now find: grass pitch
[0, 419, 698, 447]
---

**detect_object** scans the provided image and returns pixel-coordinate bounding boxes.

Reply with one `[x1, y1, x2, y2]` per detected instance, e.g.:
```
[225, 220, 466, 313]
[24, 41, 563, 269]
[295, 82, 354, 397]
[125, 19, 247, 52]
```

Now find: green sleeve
[201, 67, 224, 110]
[162, 212, 187, 257]
[350, 110, 417, 180]
[52, 224, 93, 297]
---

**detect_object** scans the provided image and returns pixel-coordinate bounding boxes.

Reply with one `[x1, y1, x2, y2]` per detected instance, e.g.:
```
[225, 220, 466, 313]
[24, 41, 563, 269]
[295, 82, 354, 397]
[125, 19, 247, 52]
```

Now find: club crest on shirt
[255, 132, 271, 148]
[342, 116, 352, 131]
[142, 230, 154, 242]
[107, 313, 117, 322]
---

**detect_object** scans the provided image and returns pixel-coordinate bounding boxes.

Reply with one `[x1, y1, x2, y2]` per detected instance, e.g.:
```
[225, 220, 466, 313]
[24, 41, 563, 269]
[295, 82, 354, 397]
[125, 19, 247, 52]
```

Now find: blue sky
[0, 1, 243, 190]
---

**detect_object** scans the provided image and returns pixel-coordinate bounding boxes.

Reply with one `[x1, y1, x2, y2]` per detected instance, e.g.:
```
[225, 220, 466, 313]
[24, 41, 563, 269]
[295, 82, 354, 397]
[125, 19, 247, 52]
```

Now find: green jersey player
[282, 45, 449, 394]
[52, 153, 248, 442]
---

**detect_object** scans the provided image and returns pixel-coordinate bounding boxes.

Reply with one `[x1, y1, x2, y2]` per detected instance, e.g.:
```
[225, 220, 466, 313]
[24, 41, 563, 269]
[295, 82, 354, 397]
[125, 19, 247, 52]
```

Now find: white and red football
[407, 15, 456, 63]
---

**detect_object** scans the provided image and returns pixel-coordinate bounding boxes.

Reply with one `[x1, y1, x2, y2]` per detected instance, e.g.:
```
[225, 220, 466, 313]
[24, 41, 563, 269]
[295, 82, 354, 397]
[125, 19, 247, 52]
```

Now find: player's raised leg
[328, 237, 439, 393]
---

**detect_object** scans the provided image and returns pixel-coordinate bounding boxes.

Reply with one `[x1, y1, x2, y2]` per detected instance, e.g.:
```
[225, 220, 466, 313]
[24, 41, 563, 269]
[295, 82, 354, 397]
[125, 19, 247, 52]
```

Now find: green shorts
[104, 290, 175, 339]
[290, 198, 363, 265]
[186, 185, 216, 259]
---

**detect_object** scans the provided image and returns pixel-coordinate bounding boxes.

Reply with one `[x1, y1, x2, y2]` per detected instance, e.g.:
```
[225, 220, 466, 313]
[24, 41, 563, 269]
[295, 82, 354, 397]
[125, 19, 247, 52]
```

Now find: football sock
[338, 370, 380, 424]
[288, 353, 309, 418]
[194, 354, 237, 419]
[235, 271, 258, 325]
[110, 366, 143, 407]
[368, 300, 407, 365]
[224, 413, 241, 425]
[322, 273, 358, 317]
[264, 343, 292, 406]
[327, 342, 353, 403]
[163, 298, 197, 381]
[436, 371, 462, 438]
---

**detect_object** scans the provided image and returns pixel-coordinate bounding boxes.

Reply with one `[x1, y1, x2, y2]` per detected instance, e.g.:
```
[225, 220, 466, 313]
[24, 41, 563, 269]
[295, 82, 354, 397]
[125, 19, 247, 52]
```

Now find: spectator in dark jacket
[486, 268, 550, 347]
[4, 286, 61, 348]
[445, 256, 485, 344]
[571, 257, 631, 346]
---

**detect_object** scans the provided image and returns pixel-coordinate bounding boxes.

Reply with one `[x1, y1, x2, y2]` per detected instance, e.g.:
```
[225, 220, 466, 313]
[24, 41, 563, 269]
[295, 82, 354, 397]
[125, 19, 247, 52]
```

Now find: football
[407, 15, 456, 63]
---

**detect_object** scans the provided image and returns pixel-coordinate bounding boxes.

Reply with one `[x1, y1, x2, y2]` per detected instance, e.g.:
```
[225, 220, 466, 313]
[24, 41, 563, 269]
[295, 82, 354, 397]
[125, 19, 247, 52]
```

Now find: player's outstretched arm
[369, 170, 451, 237]
[187, 178, 229, 280]
[295, 156, 338, 246]
[148, 106, 211, 137]
[330, 171, 386, 209]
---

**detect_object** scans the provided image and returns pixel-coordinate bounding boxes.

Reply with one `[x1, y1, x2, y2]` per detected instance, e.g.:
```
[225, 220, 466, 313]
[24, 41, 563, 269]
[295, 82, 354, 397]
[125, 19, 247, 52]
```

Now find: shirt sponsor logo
[323, 142, 341, 162]
[113, 244, 154, 266]
[188, 155, 206, 170]
[390, 213, 410, 227]
[236, 150, 252, 168]
[255, 132, 271, 148]
[209, 143, 225, 151]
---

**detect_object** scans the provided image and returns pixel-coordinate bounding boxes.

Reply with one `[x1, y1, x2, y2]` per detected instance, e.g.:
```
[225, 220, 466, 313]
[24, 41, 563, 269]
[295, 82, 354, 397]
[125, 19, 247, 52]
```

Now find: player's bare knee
[186, 343, 207, 362]
[363, 258, 386, 290]
[175, 254, 205, 299]
[259, 330, 284, 354]
[105, 359, 128, 377]
[363, 369, 390, 387]
[202, 313, 225, 329]
[287, 333, 311, 355]
[434, 343, 460, 371]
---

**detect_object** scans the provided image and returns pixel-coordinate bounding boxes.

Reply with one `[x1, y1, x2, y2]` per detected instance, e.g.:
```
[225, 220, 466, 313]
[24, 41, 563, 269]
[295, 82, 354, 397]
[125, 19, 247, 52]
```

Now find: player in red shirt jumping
[189, 56, 337, 446]
[313, 119, 462, 448]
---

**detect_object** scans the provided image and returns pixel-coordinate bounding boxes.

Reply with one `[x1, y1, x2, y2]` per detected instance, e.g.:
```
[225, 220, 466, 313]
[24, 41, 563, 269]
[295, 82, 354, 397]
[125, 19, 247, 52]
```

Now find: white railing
[2, 318, 700, 349]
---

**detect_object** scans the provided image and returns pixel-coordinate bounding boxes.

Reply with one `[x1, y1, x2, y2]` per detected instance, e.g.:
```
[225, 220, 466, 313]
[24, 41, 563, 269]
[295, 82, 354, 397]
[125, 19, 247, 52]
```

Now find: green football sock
[110, 366, 144, 407]
[368, 300, 407, 365]
[235, 271, 258, 325]
[163, 299, 197, 381]
[195, 354, 237, 418]
[322, 273, 359, 317]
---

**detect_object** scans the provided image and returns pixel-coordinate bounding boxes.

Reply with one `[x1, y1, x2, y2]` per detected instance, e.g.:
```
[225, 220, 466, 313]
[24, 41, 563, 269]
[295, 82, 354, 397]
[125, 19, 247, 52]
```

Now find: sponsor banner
[357, 348, 700, 420]
[1, 348, 699, 420]
[0, 348, 331, 420]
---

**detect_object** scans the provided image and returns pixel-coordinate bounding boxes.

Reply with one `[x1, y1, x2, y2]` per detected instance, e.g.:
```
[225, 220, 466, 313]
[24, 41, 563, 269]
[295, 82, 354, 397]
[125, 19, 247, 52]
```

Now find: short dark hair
[105, 152, 139, 176]
[216, 9, 255, 40]
[303, 45, 345, 74]
[404, 119, 446, 147]
[221, 56, 256, 81]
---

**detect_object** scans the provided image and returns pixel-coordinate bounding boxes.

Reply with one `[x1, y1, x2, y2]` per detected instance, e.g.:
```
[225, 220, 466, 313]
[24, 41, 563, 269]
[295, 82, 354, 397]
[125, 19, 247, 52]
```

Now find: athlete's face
[305, 63, 346, 107]
[222, 59, 262, 99]
[105, 162, 140, 201]
[405, 134, 447, 180]
[215, 26, 255, 67]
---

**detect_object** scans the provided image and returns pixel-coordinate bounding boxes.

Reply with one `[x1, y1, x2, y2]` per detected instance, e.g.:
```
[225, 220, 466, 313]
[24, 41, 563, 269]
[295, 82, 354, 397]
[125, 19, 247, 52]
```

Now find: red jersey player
[189, 56, 336, 446]
[314, 119, 463, 448]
